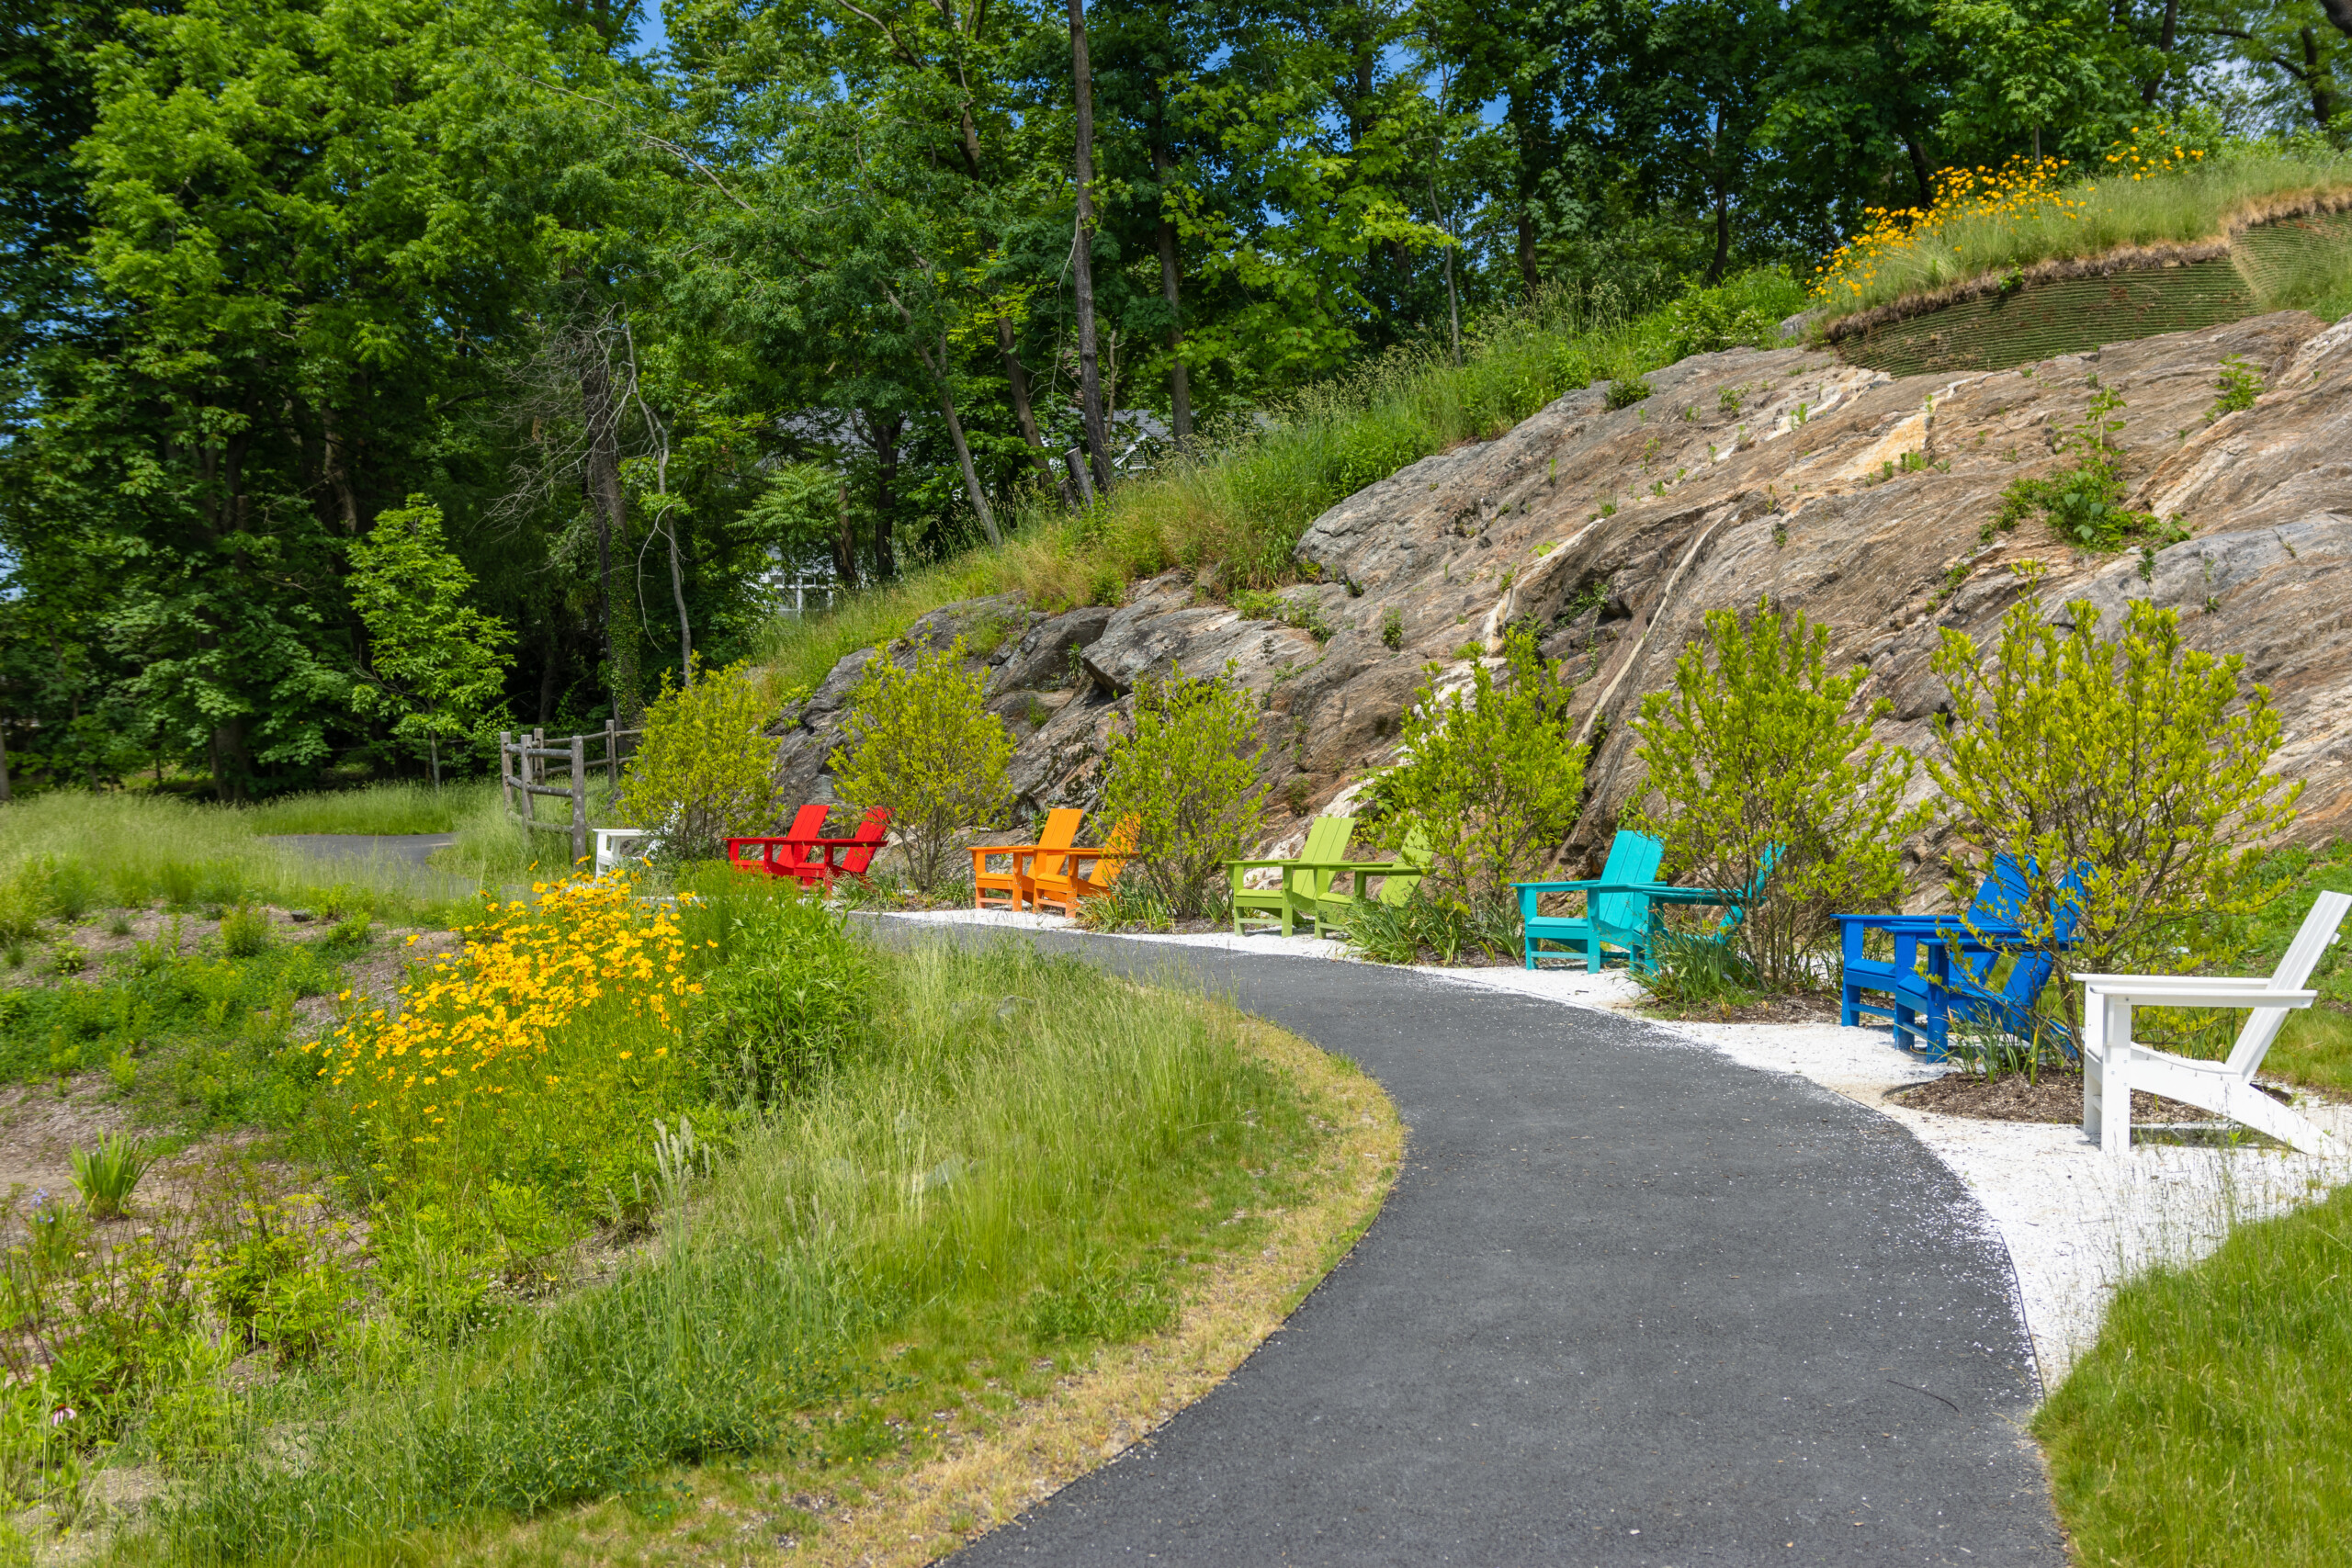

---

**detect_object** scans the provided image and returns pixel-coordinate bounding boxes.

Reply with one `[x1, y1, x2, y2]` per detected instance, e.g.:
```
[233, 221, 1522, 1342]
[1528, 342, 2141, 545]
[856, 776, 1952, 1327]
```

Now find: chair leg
[2098, 996, 2132, 1156]
[1839, 987, 1859, 1028]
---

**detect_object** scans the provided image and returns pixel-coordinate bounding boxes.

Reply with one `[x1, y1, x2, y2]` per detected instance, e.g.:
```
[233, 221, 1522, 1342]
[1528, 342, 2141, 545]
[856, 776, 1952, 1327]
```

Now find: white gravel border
[877, 906, 2352, 1388]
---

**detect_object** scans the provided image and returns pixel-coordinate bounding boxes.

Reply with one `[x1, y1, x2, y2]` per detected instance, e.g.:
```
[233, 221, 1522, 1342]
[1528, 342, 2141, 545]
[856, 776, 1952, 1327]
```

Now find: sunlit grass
[241, 781, 481, 836]
[2036, 1183, 2352, 1567]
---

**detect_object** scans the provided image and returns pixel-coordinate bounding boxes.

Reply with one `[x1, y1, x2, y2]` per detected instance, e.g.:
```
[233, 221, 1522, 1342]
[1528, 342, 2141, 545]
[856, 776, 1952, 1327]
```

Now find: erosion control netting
[1833, 210, 2352, 378]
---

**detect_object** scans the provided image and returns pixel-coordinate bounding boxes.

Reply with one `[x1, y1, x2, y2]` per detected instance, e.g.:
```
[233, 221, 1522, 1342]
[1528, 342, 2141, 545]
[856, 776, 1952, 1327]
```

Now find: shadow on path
[873, 923, 2063, 1568]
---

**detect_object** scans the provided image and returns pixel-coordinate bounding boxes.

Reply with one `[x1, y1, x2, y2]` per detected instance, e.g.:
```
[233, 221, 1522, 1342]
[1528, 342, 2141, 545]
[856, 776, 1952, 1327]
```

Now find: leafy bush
[1630, 598, 1929, 991]
[616, 658, 782, 864]
[1990, 387, 2173, 551]
[1100, 664, 1269, 918]
[1380, 626, 1583, 909]
[1605, 377, 1652, 409]
[689, 897, 875, 1103]
[217, 904, 270, 959]
[1662, 270, 1793, 357]
[829, 637, 1015, 892]
[2208, 355, 2262, 422]
[1929, 594, 2300, 1028]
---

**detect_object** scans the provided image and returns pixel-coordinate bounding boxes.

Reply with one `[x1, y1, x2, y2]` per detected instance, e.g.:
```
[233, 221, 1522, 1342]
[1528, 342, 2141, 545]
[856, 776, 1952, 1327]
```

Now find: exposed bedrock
[773, 310, 2352, 876]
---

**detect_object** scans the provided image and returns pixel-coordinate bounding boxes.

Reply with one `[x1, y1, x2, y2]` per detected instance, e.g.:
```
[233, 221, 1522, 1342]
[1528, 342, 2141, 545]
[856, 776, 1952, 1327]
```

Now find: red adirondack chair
[727, 804, 831, 878]
[781, 806, 893, 892]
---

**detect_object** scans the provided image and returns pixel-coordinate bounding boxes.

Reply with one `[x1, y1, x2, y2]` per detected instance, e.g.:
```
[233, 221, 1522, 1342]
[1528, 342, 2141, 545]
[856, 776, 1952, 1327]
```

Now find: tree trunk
[1509, 85, 1543, 292]
[1902, 130, 1934, 209]
[0, 717, 10, 803]
[1706, 173, 1731, 285]
[1434, 165, 1462, 367]
[2319, 0, 2350, 39]
[2142, 0, 2179, 101]
[1150, 131, 1193, 447]
[833, 482, 862, 590]
[662, 517, 693, 682]
[997, 316, 1068, 499]
[1069, 0, 1113, 494]
[579, 350, 628, 695]
[867, 407, 904, 571]
[884, 284, 1003, 546]
[2304, 28, 2345, 129]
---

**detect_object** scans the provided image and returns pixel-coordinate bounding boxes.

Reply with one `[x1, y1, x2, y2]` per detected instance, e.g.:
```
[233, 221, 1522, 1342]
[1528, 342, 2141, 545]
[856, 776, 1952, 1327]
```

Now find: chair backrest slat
[837, 807, 892, 875]
[1294, 817, 1356, 899]
[1591, 832, 1666, 932]
[1026, 808, 1086, 882]
[2227, 889, 2352, 1077]
[1997, 861, 2091, 1013]
[1084, 817, 1140, 890]
[1378, 828, 1435, 908]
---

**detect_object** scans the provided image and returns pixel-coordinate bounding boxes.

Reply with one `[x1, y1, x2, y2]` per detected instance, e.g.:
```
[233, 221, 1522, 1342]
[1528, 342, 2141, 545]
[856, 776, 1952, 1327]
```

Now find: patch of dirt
[1885, 1070, 2292, 1124]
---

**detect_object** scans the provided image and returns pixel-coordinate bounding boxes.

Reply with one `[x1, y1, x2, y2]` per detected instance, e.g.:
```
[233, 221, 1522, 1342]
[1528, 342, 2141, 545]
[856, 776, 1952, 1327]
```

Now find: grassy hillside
[753, 269, 1808, 696]
[1814, 145, 2352, 323]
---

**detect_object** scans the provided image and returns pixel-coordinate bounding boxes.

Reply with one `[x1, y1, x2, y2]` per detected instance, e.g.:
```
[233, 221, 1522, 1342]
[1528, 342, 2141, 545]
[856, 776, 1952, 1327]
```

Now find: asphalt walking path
[882, 925, 2064, 1568]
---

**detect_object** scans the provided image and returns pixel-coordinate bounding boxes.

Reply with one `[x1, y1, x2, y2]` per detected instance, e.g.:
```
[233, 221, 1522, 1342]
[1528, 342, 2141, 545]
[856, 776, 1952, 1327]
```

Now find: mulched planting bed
[1892, 1070, 2235, 1124]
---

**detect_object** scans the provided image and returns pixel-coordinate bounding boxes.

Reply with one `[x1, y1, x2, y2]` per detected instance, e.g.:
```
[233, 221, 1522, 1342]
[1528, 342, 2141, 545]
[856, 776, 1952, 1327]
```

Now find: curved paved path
[910, 929, 2064, 1567]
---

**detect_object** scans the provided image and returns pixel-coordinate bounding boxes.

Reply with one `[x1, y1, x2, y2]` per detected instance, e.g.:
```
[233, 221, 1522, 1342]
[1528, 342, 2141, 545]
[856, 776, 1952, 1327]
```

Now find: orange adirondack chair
[969, 807, 1084, 911]
[1030, 817, 1137, 918]
[727, 804, 831, 878]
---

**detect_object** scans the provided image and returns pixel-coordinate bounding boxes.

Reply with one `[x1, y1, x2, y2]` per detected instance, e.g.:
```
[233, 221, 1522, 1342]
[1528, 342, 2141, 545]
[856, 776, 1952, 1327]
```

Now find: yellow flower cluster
[1811, 155, 2082, 304]
[2102, 125, 2204, 181]
[307, 874, 698, 1164]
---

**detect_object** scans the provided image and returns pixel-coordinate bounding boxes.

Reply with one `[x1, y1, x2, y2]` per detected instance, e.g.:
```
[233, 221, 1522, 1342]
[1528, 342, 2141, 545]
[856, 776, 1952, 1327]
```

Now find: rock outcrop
[772, 310, 2352, 870]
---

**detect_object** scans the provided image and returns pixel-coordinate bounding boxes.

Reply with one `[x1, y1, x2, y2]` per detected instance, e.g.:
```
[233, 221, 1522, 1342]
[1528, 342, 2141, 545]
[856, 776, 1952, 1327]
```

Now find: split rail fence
[499, 724, 642, 867]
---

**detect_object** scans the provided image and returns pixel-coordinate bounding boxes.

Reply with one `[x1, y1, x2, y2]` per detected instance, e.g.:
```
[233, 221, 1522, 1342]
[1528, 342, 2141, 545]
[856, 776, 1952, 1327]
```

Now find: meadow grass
[127, 936, 1346, 1565]
[753, 270, 1804, 696]
[1815, 150, 2352, 321]
[240, 782, 477, 836]
[2035, 1181, 2352, 1567]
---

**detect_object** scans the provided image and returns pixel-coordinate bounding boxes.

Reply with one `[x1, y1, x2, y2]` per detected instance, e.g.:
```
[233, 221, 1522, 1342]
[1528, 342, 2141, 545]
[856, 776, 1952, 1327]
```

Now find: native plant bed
[1889, 1069, 2235, 1125]
[0, 851, 1385, 1566]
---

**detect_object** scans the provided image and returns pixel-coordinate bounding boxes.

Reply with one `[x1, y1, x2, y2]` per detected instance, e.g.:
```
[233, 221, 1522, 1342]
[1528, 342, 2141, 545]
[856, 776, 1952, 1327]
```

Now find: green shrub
[1379, 626, 1583, 909]
[1929, 593, 2300, 1030]
[1342, 888, 1521, 965]
[829, 637, 1015, 892]
[2208, 355, 2263, 422]
[616, 658, 783, 864]
[217, 904, 270, 959]
[1605, 377, 1652, 409]
[1630, 598, 1929, 992]
[1100, 664, 1269, 918]
[1380, 606, 1404, 650]
[689, 898, 875, 1103]
[1662, 270, 1794, 357]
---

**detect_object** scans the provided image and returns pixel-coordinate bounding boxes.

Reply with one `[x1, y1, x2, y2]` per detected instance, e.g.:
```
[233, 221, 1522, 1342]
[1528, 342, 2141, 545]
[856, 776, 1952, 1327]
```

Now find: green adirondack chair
[1302, 827, 1436, 937]
[1226, 816, 1355, 935]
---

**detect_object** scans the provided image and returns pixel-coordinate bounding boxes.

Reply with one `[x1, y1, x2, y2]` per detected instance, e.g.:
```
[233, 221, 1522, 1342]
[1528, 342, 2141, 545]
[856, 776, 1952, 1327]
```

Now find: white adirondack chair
[2075, 889, 2348, 1156]
[593, 828, 656, 877]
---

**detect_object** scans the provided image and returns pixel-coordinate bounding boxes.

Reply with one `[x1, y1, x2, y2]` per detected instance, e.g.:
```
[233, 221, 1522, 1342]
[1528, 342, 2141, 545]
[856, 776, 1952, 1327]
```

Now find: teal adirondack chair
[1303, 827, 1436, 937]
[1590, 846, 1784, 973]
[1227, 816, 1355, 935]
[1511, 831, 1665, 971]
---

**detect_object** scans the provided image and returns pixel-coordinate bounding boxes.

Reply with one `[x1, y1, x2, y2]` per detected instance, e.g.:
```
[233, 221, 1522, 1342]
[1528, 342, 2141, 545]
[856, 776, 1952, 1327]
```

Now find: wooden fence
[499, 724, 642, 867]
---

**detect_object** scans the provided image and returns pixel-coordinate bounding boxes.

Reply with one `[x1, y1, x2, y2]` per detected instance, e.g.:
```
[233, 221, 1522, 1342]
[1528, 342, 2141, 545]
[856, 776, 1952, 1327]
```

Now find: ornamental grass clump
[306, 872, 702, 1219]
[1631, 597, 1931, 993]
[1929, 593, 2300, 1034]
[70, 1134, 157, 1220]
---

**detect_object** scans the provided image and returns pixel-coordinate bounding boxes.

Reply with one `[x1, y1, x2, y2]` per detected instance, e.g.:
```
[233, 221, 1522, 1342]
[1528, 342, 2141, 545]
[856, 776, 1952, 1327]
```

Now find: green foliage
[1928, 594, 2301, 1021]
[1631, 598, 1930, 991]
[617, 660, 784, 865]
[688, 898, 875, 1103]
[1991, 386, 2171, 550]
[345, 498, 514, 760]
[1605, 376, 1654, 409]
[1100, 664, 1269, 919]
[1341, 888, 1522, 965]
[2209, 354, 2264, 422]
[69, 1134, 156, 1220]
[2036, 1183, 2352, 1568]
[1381, 626, 1583, 909]
[1661, 270, 1796, 357]
[1380, 606, 1405, 650]
[1229, 589, 1336, 641]
[1642, 931, 1767, 1015]
[216, 905, 270, 960]
[828, 638, 1014, 893]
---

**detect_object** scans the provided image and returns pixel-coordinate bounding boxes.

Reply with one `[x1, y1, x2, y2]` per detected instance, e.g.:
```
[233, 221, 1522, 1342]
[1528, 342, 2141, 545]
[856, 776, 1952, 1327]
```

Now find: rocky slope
[773, 310, 2352, 874]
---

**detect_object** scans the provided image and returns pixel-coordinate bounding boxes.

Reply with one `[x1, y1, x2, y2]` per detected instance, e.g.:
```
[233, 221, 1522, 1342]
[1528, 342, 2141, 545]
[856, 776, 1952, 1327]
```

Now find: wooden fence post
[499, 731, 514, 817]
[605, 717, 618, 790]
[570, 735, 588, 868]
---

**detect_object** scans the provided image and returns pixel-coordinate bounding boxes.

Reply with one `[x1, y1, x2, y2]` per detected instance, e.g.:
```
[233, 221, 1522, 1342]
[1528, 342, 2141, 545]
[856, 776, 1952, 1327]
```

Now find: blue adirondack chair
[1510, 831, 1664, 971]
[1589, 845, 1784, 973]
[1837, 856, 2086, 1060]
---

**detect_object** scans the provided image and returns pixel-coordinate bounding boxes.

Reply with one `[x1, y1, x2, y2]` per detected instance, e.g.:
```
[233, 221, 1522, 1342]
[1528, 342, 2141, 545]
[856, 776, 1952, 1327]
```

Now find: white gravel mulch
[880, 906, 2352, 1389]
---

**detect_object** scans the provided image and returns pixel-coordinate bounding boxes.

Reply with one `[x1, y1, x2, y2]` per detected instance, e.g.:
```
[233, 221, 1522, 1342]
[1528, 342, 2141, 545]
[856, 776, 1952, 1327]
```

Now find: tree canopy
[2, 0, 2344, 795]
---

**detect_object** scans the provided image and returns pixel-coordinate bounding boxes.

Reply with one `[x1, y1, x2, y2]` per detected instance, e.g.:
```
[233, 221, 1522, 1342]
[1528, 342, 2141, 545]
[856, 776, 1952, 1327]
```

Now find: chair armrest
[1511, 879, 1605, 894]
[1287, 858, 1415, 873]
[1225, 857, 1298, 871]
[2072, 973, 2281, 989]
[2085, 984, 2314, 1010]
